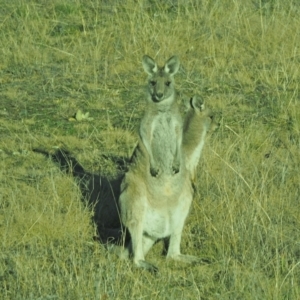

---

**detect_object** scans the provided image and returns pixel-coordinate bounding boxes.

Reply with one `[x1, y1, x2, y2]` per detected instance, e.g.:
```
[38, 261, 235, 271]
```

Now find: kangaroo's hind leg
[119, 183, 158, 273]
[166, 193, 202, 264]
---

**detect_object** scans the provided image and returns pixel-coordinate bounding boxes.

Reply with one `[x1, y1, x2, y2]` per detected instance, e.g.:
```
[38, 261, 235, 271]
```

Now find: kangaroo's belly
[142, 179, 192, 239]
[143, 207, 171, 238]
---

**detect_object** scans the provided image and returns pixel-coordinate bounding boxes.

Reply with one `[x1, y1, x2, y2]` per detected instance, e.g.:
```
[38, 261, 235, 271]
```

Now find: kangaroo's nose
[156, 93, 163, 99]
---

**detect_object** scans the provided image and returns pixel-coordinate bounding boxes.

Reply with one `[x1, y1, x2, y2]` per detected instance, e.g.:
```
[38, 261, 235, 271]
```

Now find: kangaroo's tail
[33, 148, 85, 180]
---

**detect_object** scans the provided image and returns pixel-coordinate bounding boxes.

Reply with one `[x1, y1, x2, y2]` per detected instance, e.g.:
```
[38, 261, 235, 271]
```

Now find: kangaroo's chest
[151, 113, 179, 153]
[152, 112, 177, 136]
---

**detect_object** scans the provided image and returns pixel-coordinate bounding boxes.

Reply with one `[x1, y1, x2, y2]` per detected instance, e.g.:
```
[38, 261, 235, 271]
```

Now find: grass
[0, 0, 300, 298]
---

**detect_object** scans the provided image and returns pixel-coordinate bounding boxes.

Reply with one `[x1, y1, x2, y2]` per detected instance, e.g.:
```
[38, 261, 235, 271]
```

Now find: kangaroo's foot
[135, 259, 158, 273]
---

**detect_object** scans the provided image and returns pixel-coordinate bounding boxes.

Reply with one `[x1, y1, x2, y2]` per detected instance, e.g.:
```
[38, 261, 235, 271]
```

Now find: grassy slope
[0, 0, 299, 299]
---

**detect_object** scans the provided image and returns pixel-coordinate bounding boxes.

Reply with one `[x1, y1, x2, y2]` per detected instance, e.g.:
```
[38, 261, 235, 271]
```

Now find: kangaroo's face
[186, 96, 215, 134]
[142, 55, 180, 103]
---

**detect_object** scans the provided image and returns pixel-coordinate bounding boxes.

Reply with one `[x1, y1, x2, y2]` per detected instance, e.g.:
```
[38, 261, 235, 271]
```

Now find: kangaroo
[119, 95, 214, 272]
[182, 95, 215, 183]
[140, 55, 182, 177]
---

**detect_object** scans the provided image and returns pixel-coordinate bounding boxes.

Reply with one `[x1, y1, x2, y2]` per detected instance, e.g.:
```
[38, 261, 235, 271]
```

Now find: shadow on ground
[33, 148, 131, 246]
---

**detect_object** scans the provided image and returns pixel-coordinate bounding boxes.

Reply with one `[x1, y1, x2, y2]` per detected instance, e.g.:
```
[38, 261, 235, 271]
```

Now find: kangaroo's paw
[172, 165, 180, 174]
[172, 160, 180, 174]
[150, 165, 161, 177]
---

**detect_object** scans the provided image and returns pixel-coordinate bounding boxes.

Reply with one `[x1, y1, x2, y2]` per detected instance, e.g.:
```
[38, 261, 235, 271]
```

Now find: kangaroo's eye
[165, 81, 171, 87]
[150, 81, 156, 86]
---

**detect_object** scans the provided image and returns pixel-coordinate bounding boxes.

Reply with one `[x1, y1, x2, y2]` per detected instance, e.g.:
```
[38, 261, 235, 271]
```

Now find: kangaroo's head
[183, 96, 213, 133]
[142, 55, 180, 103]
[188, 96, 219, 132]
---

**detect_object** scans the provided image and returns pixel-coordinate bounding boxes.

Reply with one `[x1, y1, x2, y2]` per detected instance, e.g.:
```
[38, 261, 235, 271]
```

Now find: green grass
[0, 0, 299, 299]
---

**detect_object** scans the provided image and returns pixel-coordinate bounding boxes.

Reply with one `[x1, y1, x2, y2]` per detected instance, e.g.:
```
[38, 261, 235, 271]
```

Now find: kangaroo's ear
[164, 56, 180, 75]
[190, 96, 205, 111]
[142, 55, 158, 75]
